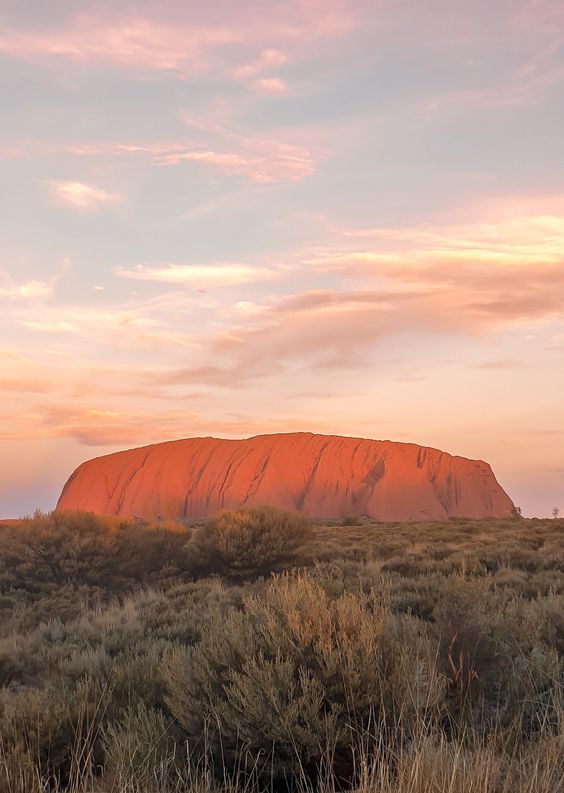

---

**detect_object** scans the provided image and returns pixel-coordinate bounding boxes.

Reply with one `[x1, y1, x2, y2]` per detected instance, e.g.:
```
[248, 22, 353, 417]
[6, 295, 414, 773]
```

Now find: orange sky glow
[1, 0, 563, 516]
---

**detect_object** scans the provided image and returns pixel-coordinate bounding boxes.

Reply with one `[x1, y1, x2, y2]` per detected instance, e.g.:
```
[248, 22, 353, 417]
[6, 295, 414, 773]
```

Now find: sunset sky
[1, 0, 563, 517]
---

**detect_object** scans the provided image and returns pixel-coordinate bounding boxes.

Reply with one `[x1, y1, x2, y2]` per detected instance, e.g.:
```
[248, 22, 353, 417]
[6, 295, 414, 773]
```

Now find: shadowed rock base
[56, 432, 515, 521]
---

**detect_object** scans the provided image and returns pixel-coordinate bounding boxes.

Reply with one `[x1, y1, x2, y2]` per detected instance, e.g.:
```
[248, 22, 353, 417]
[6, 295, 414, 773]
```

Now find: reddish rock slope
[56, 432, 514, 521]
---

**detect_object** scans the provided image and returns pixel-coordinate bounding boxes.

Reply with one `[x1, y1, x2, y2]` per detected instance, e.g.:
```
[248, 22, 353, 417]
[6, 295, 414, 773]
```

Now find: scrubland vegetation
[0, 508, 562, 792]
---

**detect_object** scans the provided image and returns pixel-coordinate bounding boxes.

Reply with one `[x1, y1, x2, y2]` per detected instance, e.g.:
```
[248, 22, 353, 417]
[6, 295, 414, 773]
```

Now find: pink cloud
[3, 196, 563, 456]
[229, 48, 288, 80]
[251, 78, 290, 95]
[168, 200, 564, 381]
[10, 128, 325, 184]
[291, 206, 564, 335]
[323, 198, 564, 269]
[157, 140, 319, 182]
[0, 16, 240, 73]
[48, 180, 122, 211]
[0, 2, 356, 76]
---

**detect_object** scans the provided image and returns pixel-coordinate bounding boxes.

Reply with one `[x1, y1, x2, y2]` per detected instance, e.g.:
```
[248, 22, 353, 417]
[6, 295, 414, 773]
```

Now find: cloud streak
[0, 279, 53, 300]
[251, 78, 291, 95]
[157, 139, 323, 183]
[0, 2, 356, 75]
[0, 17, 240, 73]
[114, 262, 275, 288]
[11, 132, 325, 184]
[48, 180, 122, 212]
[230, 48, 288, 80]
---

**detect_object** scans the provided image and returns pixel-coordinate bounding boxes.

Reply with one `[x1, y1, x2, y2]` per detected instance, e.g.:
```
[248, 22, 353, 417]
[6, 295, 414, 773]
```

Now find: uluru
[56, 432, 515, 521]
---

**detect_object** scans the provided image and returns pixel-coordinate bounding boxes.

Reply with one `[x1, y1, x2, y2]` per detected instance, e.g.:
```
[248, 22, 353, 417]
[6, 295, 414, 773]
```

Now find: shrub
[431, 576, 563, 732]
[0, 678, 108, 790]
[163, 572, 443, 782]
[0, 511, 192, 630]
[102, 702, 182, 792]
[186, 506, 312, 579]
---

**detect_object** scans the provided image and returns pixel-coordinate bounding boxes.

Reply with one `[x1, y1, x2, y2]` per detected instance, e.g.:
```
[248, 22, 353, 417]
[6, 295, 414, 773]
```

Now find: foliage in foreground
[186, 505, 312, 579]
[0, 510, 562, 792]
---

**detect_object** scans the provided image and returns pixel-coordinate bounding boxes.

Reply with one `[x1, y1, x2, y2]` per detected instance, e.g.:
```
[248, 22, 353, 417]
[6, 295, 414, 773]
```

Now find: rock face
[56, 432, 515, 521]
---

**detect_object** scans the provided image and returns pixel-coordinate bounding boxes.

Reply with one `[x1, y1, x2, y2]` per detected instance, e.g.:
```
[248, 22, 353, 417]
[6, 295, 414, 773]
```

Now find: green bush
[187, 506, 312, 579]
[0, 511, 192, 631]
[164, 572, 443, 781]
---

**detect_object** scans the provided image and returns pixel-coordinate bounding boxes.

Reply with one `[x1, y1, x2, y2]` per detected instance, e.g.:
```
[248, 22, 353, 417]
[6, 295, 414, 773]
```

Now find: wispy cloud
[114, 262, 274, 288]
[157, 139, 322, 183]
[250, 77, 291, 95]
[0, 2, 356, 75]
[159, 201, 564, 384]
[0, 17, 240, 73]
[0, 279, 53, 300]
[334, 200, 564, 266]
[6, 199, 563, 418]
[48, 180, 122, 212]
[0, 260, 70, 305]
[230, 48, 288, 80]
[13, 132, 324, 184]
[20, 320, 77, 333]
[296, 205, 564, 334]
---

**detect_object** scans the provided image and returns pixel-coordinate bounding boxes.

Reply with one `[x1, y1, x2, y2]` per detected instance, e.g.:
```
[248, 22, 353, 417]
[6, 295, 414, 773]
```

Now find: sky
[1, 0, 563, 518]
